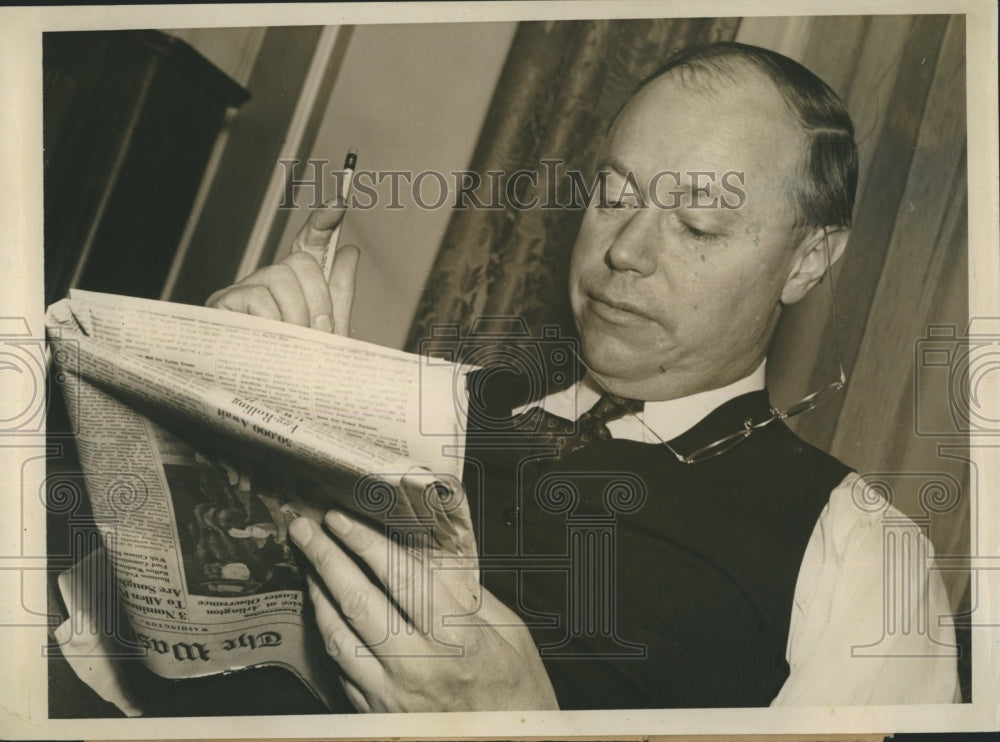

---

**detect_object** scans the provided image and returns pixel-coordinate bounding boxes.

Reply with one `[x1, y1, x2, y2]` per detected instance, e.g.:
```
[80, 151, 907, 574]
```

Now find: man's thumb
[328, 244, 360, 336]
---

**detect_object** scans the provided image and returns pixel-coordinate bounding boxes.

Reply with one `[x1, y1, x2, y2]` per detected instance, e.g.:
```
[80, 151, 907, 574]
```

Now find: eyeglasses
[581, 229, 847, 464]
[648, 360, 845, 464]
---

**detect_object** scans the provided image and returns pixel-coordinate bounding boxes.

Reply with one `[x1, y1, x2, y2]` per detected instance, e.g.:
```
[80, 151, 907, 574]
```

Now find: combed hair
[630, 42, 858, 232]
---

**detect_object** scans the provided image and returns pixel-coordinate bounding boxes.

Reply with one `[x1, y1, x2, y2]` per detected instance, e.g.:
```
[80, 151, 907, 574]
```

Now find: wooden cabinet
[43, 30, 249, 305]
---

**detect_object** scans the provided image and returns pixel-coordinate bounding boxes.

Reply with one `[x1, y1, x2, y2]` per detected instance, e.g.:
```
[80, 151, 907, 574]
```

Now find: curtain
[762, 15, 969, 698]
[767, 15, 969, 569]
[404, 18, 740, 356]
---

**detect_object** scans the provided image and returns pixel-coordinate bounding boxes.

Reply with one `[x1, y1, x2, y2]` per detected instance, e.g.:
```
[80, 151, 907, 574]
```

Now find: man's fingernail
[314, 314, 333, 332]
[288, 517, 313, 546]
[325, 510, 351, 535]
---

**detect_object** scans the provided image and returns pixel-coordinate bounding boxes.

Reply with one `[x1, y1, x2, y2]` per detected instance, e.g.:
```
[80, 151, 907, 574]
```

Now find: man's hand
[288, 496, 558, 712]
[206, 203, 360, 335]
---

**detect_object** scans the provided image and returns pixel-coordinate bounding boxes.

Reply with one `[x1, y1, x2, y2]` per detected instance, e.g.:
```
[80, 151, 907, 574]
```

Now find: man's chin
[578, 336, 654, 385]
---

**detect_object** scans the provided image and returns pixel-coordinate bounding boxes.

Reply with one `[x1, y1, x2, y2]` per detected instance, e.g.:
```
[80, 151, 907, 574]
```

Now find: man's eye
[602, 200, 636, 210]
[682, 222, 719, 241]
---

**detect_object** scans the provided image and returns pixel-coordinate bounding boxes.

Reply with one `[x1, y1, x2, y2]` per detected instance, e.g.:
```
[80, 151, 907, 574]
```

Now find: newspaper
[44, 290, 478, 710]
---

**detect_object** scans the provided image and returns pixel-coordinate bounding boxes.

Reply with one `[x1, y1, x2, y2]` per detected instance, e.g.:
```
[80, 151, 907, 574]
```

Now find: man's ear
[781, 227, 850, 305]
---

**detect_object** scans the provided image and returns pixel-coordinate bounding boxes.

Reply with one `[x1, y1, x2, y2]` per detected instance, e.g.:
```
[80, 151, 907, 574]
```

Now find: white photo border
[1, 1, 997, 738]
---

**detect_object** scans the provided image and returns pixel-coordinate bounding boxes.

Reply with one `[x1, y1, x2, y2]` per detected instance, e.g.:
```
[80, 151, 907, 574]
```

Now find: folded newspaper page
[45, 290, 479, 709]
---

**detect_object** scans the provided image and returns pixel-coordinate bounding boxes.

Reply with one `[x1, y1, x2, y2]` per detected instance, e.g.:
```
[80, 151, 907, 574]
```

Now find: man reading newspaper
[207, 42, 960, 710]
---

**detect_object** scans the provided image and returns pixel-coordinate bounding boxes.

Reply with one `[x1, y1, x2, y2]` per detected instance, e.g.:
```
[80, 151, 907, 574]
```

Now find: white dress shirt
[515, 362, 961, 706]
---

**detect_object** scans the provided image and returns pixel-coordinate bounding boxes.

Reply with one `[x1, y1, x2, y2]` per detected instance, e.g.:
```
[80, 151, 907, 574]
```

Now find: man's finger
[339, 676, 373, 714]
[323, 508, 435, 633]
[322, 509, 386, 578]
[328, 245, 360, 336]
[290, 203, 346, 264]
[289, 516, 398, 647]
[206, 284, 281, 321]
[305, 573, 385, 695]
[282, 252, 334, 332]
[234, 263, 311, 327]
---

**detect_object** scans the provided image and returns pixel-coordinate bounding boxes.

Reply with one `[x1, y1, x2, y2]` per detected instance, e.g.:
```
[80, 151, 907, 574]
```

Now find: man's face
[569, 68, 810, 400]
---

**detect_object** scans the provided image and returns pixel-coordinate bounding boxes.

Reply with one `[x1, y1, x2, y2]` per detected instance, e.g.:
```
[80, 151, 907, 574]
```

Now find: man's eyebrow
[596, 161, 713, 194]
[657, 174, 738, 200]
[596, 157, 630, 177]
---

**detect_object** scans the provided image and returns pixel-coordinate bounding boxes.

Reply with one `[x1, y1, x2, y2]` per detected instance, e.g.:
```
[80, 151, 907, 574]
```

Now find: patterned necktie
[516, 392, 644, 460]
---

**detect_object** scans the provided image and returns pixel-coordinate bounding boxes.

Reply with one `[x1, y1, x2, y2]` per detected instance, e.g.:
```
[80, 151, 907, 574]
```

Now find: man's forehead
[606, 67, 804, 175]
[639, 57, 779, 100]
[625, 64, 792, 128]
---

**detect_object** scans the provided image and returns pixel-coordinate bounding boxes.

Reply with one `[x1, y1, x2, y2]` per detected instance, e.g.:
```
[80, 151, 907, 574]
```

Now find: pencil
[322, 150, 357, 281]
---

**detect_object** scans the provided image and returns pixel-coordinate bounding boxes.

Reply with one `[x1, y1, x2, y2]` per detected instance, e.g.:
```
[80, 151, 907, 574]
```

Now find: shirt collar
[511, 360, 767, 444]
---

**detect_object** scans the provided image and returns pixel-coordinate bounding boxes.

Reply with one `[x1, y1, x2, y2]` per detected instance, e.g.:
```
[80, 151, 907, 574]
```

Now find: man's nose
[604, 209, 658, 276]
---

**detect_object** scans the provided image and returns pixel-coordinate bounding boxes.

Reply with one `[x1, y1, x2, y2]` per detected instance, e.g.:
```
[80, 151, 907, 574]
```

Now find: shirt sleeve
[770, 472, 961, 706]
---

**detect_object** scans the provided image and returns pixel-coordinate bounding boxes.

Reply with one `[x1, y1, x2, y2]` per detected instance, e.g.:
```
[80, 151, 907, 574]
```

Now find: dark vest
[462, 369, 851, 709]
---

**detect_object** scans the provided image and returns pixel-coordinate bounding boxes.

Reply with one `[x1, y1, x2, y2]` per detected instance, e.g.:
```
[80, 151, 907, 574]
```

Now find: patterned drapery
[405, 18, 740, 356]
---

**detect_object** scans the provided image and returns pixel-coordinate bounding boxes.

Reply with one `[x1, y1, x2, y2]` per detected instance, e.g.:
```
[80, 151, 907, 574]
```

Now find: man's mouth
[586, 291, 651, 324]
